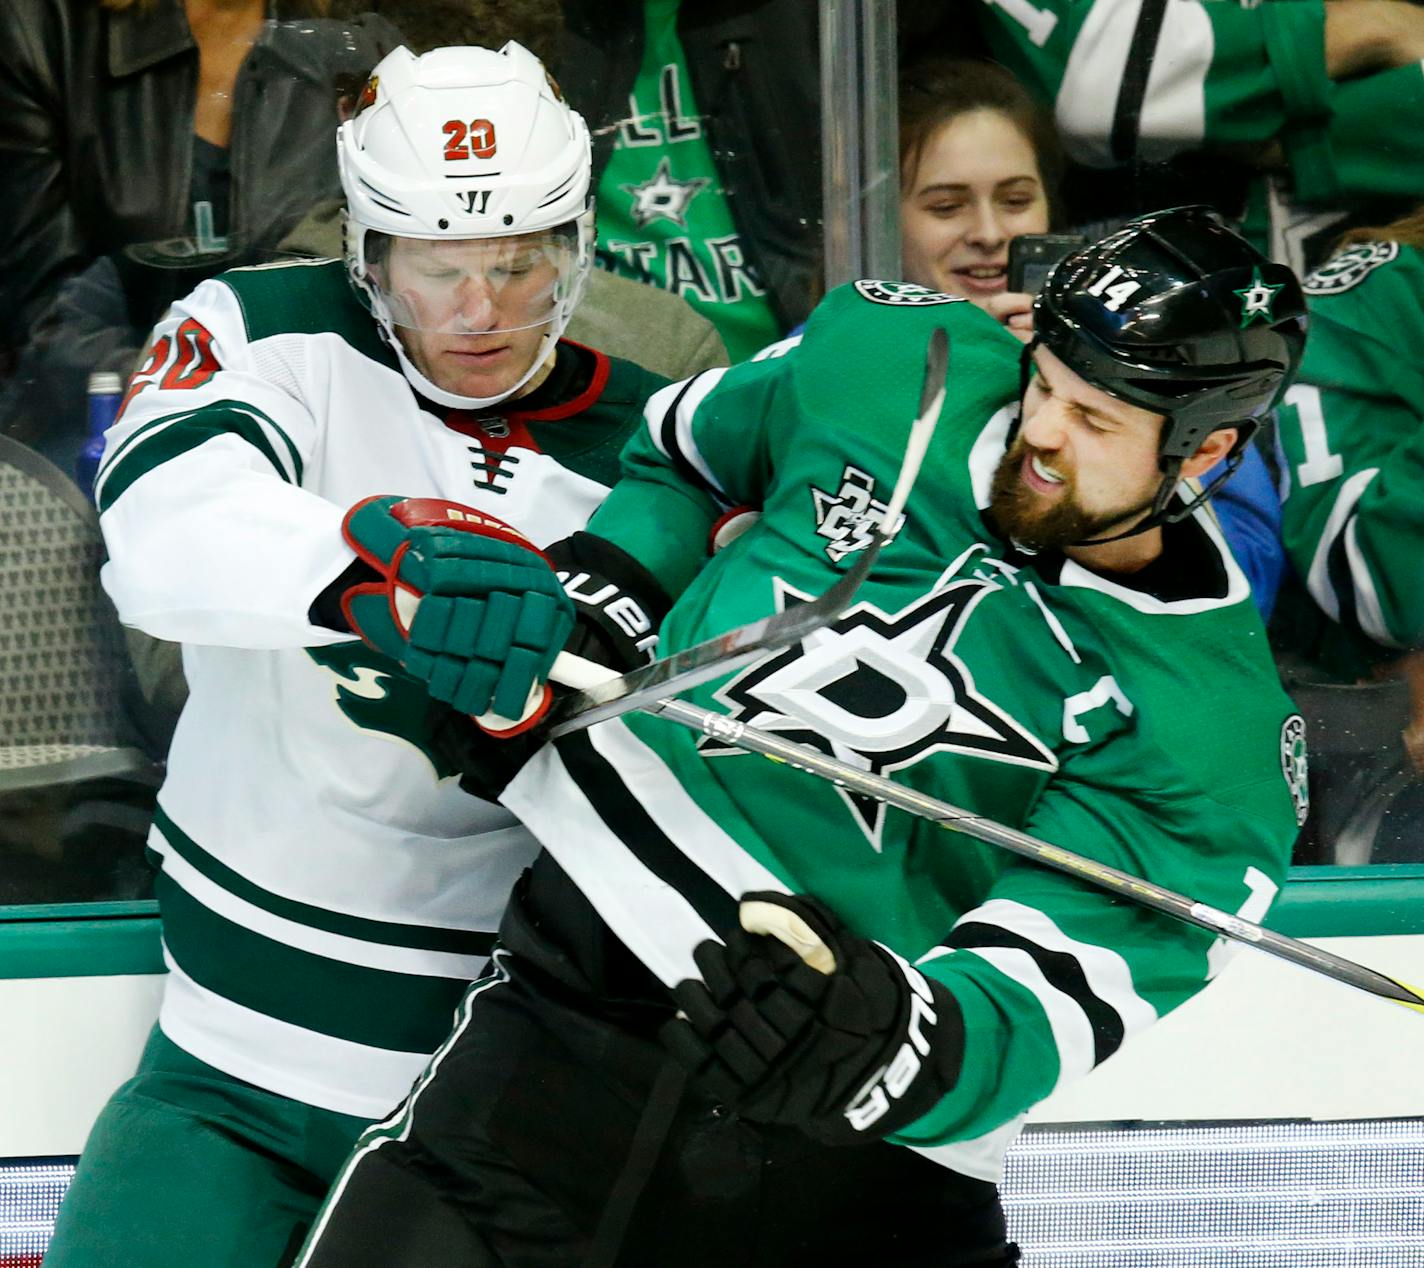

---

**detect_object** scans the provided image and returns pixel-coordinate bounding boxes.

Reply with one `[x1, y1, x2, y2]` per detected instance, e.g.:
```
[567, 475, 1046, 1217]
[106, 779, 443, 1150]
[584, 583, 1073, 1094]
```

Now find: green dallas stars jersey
[502, 282, 1305, 1180]
[96, 259, 665, 1118]
[594, 0, 781, 362]
[1274, 241, 1424, 679]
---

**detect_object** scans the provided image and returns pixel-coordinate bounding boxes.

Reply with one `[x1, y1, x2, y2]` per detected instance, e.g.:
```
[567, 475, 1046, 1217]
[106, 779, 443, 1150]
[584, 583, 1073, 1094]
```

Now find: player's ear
[1180, 426, 1239, 479]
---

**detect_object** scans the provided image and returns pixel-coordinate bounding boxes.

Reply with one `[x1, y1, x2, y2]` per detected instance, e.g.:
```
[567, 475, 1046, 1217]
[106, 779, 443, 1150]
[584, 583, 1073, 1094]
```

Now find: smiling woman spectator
[898, 57, 1063, 343]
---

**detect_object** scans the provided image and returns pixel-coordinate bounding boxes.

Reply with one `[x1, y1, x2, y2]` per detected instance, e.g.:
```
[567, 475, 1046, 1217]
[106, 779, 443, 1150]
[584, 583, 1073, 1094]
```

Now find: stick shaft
[647, 698, 1424, 1014]
[545, 327, 950, 739]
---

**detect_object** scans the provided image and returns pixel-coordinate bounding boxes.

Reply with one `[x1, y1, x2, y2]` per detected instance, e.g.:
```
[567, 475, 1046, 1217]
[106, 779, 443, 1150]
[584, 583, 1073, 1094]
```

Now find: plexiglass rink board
[5, 1120, 1423, 1265]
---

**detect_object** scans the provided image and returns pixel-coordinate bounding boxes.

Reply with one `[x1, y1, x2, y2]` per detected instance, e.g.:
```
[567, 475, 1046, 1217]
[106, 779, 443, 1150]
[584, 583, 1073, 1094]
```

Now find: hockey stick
[638, 697, 1424, 1013]
[542, 325, 951, 739]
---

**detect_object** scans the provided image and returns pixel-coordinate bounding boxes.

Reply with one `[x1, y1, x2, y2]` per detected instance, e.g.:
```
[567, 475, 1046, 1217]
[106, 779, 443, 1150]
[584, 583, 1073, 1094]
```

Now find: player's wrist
[309, 555, 381, 633]
[832, 944, 965, 1142]
[546, 531, 672, 672]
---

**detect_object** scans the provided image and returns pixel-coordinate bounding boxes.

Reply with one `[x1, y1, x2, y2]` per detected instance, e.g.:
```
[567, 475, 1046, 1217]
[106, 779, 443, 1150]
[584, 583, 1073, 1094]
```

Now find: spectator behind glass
[898, 57, 1062, 345]
[1275, 209, 1424, 725]
[0, 0, 399, 474]
[1266, 207, 1424, 862]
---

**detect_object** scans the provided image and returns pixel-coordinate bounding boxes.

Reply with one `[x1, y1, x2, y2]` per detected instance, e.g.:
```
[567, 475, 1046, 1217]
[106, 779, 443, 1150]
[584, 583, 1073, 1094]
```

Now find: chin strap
[1071, 429, 1252, 546]
[378, 314, 559, 412]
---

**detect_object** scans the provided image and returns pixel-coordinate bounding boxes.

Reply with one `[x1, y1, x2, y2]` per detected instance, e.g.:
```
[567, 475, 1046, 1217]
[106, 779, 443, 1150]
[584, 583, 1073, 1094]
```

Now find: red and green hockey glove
[339, 495, 574, 729]
[662, 892, 965, 1146]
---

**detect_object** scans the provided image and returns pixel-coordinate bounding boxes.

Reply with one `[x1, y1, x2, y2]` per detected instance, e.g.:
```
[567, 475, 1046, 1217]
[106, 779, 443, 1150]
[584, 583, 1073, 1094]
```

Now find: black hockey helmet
[1024, 205, 1307, 541]
[1033, 205, 1307, 463]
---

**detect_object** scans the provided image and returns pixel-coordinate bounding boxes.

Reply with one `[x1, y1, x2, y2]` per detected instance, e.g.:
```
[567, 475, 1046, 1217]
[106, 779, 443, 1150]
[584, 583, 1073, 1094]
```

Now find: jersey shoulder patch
[853, 280, 966, 307]
[1279, 713, 1309, 827]
[218, 259, 392, 364]
[1303, 241, 1401, 296]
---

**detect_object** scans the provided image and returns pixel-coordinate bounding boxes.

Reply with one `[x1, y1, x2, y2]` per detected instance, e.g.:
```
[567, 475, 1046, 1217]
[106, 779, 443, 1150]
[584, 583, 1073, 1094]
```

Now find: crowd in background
[3, 0, 1424, 903]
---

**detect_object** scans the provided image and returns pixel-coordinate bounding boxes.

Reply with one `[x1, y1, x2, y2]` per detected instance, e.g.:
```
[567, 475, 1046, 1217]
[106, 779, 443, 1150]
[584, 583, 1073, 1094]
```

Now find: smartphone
[1007, 234, 1087, 295]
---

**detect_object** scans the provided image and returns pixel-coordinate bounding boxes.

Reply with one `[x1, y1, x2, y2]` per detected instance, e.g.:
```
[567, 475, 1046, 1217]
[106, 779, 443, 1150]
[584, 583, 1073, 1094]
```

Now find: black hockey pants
[297, 854, 1021, 1268]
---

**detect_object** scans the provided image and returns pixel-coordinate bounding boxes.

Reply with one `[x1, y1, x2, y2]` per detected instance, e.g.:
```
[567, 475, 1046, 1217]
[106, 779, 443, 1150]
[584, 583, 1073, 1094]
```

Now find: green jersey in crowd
[1275, 239, 1424, 679]
[595, 0, 782, 362]
[503, 282, 1306, 1181]
[977, 0, 1424, 208]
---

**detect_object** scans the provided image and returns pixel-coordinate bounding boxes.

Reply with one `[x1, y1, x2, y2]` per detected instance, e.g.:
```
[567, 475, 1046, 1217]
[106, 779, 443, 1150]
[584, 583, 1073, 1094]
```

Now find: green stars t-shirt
[595, 0, 783, 362]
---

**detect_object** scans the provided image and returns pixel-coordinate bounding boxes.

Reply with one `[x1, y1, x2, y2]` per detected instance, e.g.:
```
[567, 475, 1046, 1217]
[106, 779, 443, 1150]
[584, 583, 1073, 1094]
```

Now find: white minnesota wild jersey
[97, 258, 665, 1117]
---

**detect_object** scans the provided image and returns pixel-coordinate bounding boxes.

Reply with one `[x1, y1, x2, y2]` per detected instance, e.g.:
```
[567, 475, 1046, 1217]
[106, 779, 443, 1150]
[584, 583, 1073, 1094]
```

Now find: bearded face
[987, 432, 1161, 551]
[988, 347, 1173, 554]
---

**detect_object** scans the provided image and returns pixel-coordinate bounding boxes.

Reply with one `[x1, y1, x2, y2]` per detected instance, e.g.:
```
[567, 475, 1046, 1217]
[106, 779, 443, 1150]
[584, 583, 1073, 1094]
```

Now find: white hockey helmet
[338, 42, 594, 408]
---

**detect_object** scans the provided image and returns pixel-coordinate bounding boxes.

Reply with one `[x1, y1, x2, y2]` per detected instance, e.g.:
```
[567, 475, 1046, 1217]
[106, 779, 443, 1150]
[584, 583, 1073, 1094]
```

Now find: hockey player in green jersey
[1275, 208, 1424, 681]
[1271, 208, 1424, 847]
[296, 207, 1309, 1267]
[45, 43, 674, 1268]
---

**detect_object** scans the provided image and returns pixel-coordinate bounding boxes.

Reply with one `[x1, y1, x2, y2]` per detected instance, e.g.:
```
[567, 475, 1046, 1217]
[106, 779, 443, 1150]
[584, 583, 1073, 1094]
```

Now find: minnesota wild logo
[307, 644, 459, 778]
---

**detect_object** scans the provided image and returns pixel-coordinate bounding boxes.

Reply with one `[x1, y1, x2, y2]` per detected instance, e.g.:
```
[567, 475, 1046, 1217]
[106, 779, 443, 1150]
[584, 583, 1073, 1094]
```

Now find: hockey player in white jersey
[45, 43, 672, 1268]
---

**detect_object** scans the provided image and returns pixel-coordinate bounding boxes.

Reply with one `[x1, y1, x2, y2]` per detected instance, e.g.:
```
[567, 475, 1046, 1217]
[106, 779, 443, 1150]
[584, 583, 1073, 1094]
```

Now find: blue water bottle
[77, 370, 123, 504]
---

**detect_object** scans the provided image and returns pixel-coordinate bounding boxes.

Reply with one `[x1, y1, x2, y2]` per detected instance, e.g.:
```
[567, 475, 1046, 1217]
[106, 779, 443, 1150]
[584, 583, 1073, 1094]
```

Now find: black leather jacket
[0, 0, 399, 353]
[556, 0, 822, 330]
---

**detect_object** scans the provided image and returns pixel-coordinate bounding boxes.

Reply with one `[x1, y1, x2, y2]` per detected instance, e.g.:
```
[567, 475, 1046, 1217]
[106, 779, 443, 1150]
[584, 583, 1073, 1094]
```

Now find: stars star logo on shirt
[1233, 267, 1284, 328]
[621, 157, 710, 228]
[700, 580, 1057, 850]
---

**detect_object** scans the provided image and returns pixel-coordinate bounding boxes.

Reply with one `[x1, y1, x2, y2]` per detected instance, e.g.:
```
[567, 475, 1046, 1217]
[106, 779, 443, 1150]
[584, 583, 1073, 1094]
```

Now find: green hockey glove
[663, 892, 965, 1146]
[339, 496, 574, 726]
[429, 531, 673, 802]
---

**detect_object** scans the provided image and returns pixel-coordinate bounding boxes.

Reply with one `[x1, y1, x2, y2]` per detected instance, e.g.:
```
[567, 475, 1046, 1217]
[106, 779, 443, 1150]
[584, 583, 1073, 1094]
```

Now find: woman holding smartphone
[898, 57, 1065, 343]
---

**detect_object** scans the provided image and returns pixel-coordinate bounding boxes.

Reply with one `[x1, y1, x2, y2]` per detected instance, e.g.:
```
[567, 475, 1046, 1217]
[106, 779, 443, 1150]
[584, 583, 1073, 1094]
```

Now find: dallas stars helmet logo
[702, 580, 1058, 850]
[810, 464, 890, 563]
[1233, 267, 1284, 328]
[621, 157, 711, 228]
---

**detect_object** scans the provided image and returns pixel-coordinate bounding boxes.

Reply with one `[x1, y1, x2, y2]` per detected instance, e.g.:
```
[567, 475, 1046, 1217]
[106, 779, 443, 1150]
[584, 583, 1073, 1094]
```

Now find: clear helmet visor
[365, 226, 579, 335]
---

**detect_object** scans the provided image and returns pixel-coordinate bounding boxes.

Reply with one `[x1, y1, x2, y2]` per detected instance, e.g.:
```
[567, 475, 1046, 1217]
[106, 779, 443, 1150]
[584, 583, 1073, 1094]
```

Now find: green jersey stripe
[157, 871, 473, 1053]
[97, 400, 302, 512]
[153, 806, 497, 957]
[99, 398, 301, 490]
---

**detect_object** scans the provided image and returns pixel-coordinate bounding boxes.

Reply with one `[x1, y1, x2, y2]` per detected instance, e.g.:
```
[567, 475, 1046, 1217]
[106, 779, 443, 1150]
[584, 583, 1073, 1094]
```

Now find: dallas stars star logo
[702, 580, 1057, 850]
[621, 157, 711, 228]
[1233, 267, 1283, 328]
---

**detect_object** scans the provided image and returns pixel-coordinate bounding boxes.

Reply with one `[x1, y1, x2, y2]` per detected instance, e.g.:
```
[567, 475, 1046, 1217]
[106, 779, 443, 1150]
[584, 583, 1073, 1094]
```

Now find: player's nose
[451, 275, 498, 331]
[1020, 397, 1069, 451]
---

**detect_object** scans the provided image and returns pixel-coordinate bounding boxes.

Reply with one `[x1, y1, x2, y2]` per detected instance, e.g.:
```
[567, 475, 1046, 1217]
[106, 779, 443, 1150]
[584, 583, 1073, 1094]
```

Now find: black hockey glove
[663, 892, 965, 1147]
[434, 532, 672, 801]
[546, 531, 668, 669]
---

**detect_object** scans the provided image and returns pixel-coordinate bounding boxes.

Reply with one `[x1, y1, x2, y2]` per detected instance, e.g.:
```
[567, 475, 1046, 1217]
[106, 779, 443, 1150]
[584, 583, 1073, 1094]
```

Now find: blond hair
[1337, 206, 1424, 252]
